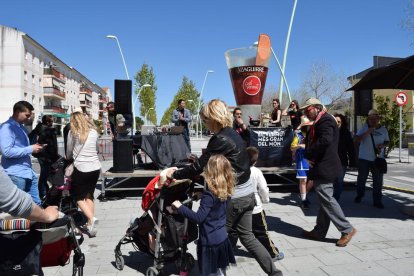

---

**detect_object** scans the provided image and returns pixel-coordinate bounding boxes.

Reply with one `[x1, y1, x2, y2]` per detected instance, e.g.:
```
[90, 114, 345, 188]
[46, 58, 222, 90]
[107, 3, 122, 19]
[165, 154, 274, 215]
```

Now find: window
[32, 75, 35, 84]
[24, 71, 28, 81]
[25, 51, 29, 60]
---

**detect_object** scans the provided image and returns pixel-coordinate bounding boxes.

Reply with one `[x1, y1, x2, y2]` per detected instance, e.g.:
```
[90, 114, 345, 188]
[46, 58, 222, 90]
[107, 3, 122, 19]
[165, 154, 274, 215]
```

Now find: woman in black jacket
[333, 114, 356, 201]
[167, 99, 282, 276]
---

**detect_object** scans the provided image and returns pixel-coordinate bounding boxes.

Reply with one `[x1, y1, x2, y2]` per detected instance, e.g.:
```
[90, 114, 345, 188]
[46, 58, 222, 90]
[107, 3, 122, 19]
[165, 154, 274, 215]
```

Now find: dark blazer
[305, 113, 342, 181]
[173, 127, 250, 185]
[29, 123, 58, 162]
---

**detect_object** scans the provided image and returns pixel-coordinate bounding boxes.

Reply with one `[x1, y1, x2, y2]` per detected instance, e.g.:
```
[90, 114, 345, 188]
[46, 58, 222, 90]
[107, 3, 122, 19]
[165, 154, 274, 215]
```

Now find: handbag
[64, 133, 87, 178]
[370, 133, 387, 174]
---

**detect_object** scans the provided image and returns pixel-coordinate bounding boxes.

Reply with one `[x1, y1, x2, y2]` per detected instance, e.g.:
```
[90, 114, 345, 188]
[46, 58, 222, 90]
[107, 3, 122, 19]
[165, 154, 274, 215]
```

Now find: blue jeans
[9, 171, 41, 205]
[333, 165, 347, 201]
[356, 159, 383, 205]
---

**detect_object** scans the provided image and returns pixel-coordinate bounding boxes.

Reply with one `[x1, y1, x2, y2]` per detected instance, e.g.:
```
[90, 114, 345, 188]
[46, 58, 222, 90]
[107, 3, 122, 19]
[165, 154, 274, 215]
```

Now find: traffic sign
[395, 91, 408, 106]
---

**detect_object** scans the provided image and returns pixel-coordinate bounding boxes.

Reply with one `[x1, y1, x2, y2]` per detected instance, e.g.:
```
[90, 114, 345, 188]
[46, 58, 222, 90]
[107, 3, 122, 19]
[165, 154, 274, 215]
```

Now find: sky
[1, 0, 413, 123]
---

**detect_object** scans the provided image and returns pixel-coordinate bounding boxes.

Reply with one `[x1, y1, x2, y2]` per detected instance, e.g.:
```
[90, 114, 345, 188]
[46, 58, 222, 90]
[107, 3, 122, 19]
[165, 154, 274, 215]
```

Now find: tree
[160, 76, 201, 126]
[134, 116, 144, 130]
[296, 61, 349, 109]
[134, 64, 157, 125]
[374, 95, 410, 157]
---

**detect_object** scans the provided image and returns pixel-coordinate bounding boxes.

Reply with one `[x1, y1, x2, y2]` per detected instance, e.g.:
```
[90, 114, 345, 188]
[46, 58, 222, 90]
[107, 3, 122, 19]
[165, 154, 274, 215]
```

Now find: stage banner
[249, 127, 294, 167]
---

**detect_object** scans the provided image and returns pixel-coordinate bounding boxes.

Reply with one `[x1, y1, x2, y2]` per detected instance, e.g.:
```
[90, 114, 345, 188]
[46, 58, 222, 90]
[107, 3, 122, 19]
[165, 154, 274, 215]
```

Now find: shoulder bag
[370, 133, 387, 174]
[64, 134, 87, 178]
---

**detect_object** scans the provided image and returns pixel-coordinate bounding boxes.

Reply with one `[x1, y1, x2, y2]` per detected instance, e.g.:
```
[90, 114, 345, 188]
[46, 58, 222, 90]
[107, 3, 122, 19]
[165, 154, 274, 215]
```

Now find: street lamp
[106, 35, 130, 80]
[278, 0, 298, 104]
[253, 41, 292, 103]
[145, 107, 154, 125]
[197, 70, 214, 138]
[187, 99, 195, 137]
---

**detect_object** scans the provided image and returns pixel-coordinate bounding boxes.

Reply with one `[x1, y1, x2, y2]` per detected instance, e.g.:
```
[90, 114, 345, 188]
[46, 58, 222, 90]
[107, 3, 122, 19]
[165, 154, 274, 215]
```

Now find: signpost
[395, 91, 408, 162]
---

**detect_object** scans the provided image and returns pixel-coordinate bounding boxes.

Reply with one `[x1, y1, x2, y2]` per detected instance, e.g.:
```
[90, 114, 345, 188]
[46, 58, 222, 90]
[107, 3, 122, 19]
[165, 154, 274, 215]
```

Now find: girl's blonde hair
[204, 154, 235, 201]
[200, 99, 233, 129]
[70, 112, 96, 144]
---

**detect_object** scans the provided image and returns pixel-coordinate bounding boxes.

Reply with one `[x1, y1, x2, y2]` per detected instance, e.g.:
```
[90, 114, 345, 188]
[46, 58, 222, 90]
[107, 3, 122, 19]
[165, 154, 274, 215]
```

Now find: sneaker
[272, 252, 285, 261]
[301, 200, 310, 210]
[87, 217, 99, 237]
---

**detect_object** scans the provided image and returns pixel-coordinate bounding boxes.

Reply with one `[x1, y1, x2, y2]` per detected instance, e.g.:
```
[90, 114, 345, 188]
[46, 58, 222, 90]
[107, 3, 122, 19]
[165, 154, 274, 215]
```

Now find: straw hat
[299, 98, 322, 110]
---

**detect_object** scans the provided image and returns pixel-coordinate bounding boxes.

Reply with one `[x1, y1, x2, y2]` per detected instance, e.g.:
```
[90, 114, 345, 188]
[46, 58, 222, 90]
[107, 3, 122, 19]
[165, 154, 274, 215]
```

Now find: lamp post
[187, 99, 195, 137]
[253, 42, 292, 103]
[197, 70, 214, 138]
[107, 34, 136, 134]
[278, 0, 298, 105]
[145, 107, 154, 125]
[106, 35, 130, 80]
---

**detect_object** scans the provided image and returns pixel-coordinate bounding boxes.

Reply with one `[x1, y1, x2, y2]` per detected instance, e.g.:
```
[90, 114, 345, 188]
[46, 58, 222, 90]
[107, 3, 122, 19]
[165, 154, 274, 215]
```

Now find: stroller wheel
[115, 254, 125, 270]
[175, 252, 195, 273]
[146, 266, 159, 276]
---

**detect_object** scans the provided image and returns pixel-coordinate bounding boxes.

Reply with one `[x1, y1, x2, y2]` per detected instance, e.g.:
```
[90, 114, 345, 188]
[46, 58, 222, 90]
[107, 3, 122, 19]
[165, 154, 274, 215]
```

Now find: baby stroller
[114, 176, 199, 276]
[0, 215, 85, 276]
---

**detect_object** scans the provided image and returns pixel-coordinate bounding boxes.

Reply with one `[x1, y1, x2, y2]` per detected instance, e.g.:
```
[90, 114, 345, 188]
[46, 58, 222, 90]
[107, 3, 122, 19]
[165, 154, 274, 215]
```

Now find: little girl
[170, 154, 236, 276]
[290, 117, 314, 209]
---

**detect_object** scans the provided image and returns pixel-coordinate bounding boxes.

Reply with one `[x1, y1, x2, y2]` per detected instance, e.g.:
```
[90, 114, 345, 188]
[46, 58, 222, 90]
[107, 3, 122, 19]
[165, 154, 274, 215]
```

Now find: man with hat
[300, 98, 356, 247]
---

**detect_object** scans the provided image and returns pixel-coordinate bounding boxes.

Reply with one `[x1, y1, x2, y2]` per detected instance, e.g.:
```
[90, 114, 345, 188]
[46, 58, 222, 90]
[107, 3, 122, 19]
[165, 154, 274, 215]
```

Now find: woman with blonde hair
[167, 99, 282, 276]
[67, 109, 101, 237]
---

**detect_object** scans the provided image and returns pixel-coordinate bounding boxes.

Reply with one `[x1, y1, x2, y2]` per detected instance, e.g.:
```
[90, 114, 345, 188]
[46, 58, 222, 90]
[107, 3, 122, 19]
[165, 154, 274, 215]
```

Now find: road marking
[390, 170, 408, 173]
[390, 176, 414, 182]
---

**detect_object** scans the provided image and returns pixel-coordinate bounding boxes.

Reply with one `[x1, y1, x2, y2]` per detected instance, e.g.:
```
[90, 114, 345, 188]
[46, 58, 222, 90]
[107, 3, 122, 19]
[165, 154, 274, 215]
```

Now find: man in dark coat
[301, 98, 356, 247]
[29, 115, 58, 199]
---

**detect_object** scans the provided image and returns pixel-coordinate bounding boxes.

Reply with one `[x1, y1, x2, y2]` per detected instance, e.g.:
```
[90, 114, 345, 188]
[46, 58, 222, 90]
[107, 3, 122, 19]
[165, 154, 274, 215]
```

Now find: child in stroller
[114, 169, 200, 276]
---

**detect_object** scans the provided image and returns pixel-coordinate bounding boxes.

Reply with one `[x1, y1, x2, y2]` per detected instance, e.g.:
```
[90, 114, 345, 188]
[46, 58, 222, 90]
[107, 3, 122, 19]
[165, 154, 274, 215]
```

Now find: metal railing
[98, 136, 113, 161]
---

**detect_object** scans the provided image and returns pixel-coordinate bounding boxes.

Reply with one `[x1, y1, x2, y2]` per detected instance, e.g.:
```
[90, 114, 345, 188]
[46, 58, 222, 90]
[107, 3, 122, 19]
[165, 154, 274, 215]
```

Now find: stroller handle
[181, 194, 200, 205]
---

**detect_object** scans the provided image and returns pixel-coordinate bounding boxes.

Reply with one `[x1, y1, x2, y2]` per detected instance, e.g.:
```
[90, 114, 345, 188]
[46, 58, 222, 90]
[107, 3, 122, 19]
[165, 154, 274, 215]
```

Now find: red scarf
[308, 111, 326, 145]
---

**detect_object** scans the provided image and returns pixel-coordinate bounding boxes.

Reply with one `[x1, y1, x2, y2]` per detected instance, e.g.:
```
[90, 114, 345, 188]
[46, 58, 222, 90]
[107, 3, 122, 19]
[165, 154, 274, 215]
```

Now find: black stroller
[0, 214, 85, 276]
[114, 178, 200, 276]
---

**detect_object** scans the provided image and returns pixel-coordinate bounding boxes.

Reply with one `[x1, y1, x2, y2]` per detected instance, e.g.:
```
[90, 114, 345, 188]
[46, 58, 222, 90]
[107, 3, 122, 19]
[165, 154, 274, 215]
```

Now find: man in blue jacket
[0, 101, 44, 205]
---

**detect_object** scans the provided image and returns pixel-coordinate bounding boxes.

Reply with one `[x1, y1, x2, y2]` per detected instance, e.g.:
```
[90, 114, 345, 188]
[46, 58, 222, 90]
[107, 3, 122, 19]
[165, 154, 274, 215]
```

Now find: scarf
[308, 110, 326, 145]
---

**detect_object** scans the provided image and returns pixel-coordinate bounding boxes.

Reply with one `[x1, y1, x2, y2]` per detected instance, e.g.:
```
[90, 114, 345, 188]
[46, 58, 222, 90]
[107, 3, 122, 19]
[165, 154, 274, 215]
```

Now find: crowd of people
[0, 96, 391, 275]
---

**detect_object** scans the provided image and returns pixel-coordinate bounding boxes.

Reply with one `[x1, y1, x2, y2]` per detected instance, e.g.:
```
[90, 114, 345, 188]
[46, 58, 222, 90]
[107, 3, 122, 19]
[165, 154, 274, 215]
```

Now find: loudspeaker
[113, 139, 134, 172]
[115, 80, 132, 114]
[354, 90, 372, 116]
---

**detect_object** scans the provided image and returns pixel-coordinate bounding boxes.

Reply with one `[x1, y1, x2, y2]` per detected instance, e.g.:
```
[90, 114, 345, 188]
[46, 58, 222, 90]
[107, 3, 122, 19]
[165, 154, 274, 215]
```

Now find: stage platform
[100, 165, 297, 199]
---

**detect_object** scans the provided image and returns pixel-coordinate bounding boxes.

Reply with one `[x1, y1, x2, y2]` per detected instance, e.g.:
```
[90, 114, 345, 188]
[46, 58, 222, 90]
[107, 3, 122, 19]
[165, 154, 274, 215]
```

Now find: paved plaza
[39, 138, 414, 275]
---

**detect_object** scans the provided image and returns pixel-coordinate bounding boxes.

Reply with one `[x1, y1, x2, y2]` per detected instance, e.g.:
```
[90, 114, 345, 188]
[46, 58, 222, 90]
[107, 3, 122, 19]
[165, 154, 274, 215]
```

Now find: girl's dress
[177, 189, 236, 275]
[290, 130, 310, 179]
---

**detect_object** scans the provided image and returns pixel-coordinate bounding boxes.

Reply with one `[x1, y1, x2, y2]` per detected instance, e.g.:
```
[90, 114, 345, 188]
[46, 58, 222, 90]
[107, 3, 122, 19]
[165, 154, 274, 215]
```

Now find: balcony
[43, 68, 66, 83]
[80, 100, 92, 108]
[43, 105, 68, 114]
[80, 86, 92, 96]
[43, 87, 66, 100]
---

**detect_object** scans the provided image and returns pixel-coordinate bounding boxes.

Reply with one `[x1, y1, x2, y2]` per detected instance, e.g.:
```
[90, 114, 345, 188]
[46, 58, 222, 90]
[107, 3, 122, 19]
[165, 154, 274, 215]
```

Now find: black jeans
[226, 193, 282, 276]
[252, 210, 280, 258]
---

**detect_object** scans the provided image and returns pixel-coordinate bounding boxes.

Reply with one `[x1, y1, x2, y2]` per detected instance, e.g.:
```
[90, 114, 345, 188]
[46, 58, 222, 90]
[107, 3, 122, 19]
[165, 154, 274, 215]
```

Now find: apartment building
[0, 25, 109, 134]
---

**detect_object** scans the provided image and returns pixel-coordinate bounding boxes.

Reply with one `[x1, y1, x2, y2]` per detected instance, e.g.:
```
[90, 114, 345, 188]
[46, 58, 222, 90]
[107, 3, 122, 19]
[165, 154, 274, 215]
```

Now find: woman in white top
[67, 110, 101, 237]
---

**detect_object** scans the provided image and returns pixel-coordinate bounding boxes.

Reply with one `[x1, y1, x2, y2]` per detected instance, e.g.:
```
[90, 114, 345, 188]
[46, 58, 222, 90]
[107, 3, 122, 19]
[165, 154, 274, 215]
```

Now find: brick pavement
[41, 138, 414, 275]
[43, 183, 414, 275]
